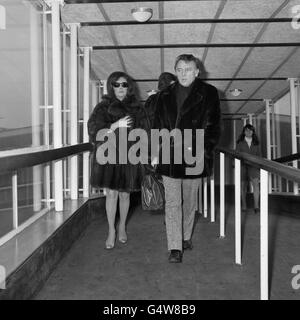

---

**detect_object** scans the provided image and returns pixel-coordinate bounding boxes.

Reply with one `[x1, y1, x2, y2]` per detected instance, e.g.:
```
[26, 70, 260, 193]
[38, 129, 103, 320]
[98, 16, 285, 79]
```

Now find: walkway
[35, 195, 300, 300]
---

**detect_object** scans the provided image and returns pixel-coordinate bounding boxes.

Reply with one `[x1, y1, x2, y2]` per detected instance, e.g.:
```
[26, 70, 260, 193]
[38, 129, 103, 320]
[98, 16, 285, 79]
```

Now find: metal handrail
[0, 143, 92, 173]
[273, 152, 300, 164]
[215, 146, 300, 300]
[216, 147, 300, 183]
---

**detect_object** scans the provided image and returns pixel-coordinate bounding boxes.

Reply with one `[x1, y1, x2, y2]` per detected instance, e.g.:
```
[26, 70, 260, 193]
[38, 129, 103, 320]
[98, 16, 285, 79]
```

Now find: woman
[236, 124, 261, 214]
[88, 71, 149, 249]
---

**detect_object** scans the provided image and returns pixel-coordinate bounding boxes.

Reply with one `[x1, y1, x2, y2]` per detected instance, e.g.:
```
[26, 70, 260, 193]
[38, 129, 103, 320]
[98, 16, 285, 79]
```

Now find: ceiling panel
[239, 100, 265, 114]
[202, 47, 250, 78]
[61, 4, 103, 23]
[237, 47, 295, 78]
[164, 24, 211, 44]
[220, 0, 285, 18]
[61, 0, 300, 116]
[259, 22, 300, 43]
[164, 1, 221, 19]
[121, 49, 161, 79]
[211, 23, 263, 43]
[273, 48, 300, 77]
[79, 26, 114, 46]
[91, 50, 125, 79]
[112, 25, 160, 45]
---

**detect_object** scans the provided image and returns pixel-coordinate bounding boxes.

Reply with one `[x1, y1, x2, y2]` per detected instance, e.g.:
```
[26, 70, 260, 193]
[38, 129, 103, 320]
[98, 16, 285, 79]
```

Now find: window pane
[0, 172, 13, 238]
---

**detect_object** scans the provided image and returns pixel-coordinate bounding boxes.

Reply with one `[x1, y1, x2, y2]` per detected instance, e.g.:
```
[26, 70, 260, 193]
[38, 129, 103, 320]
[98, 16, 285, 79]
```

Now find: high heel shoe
[105, 231, 116, 250]
[118, 230, 127, 244]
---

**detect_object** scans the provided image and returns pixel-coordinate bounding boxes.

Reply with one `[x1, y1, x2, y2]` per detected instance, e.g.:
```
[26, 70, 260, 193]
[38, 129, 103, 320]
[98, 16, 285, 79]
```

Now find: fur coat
[88, 95, 149, 191]
[146, 78, 221, 179]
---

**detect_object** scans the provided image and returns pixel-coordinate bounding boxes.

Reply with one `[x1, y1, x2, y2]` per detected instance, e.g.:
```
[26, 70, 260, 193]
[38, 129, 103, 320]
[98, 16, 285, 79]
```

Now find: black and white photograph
[0, 0, 300, 304]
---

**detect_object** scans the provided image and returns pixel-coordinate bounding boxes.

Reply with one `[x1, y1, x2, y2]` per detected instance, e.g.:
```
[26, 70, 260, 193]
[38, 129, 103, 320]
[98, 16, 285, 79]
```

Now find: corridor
[35, 196, 300, 300]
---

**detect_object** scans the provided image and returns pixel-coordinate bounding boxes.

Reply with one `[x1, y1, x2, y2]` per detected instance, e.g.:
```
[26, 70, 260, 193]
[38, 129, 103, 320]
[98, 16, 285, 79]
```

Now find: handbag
[141, 171, 165, 211]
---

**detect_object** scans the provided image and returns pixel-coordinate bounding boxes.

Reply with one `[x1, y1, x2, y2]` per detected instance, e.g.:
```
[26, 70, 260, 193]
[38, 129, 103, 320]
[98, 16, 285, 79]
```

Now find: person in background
[88, 71, 149, 249]
[236, 124, 261, 214]
[145, 72, 177, 127]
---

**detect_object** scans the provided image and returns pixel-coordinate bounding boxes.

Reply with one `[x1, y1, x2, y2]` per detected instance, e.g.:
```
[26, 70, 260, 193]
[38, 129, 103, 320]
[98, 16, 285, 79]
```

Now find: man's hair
[174, 54, 201, 71]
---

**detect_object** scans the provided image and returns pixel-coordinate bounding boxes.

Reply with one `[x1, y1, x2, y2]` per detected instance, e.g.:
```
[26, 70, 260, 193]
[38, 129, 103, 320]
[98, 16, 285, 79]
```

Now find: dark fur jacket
[146, 78, 221, 179]
[88, 95, 149, 143]
[87, 95, 150, 190]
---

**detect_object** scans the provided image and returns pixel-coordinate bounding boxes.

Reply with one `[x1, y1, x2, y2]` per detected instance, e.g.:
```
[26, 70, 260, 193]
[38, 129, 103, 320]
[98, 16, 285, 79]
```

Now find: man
[149, 54, 221, 263]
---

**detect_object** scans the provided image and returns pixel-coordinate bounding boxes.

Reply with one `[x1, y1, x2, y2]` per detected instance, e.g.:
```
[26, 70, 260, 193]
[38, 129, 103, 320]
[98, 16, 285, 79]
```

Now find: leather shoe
[183, 239, 193, 250]
[168, 250, 182, 263]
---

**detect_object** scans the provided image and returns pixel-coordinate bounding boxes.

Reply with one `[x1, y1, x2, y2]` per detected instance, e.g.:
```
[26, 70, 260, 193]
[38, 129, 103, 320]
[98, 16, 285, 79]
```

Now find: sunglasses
[112, 82, 129, 88]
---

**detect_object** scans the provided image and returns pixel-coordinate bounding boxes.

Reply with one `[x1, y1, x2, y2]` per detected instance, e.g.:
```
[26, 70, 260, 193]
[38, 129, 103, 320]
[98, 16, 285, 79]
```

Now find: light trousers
[162, 175, 201, 251]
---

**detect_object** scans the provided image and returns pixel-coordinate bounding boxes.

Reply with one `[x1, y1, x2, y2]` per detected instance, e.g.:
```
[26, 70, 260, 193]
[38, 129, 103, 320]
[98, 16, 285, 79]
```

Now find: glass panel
[0, 1, 44, 151]
[0, 172, 13, 238]
[18, 164, 48, 226]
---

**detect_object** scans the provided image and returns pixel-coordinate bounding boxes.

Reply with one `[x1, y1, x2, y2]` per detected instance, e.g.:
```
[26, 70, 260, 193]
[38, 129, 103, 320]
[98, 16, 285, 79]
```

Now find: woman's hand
[151, 156, 158, 167]
[110, 115, 133, 131]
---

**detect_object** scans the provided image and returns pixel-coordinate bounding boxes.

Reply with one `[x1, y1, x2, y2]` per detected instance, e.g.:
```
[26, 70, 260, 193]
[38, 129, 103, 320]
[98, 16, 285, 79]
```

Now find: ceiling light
[229, 88, 242, 97]
[131, 7, 153, 23]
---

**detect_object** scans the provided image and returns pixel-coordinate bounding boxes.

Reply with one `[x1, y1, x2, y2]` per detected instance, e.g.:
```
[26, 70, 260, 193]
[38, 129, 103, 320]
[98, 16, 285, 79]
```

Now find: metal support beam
[51, 0, 64, 211]
[92, 43, 300, 50]
[30, 4, 42, 212]
[265, 99, 272, 193]
[289, 78, 299, 195]
[80, 17, 293, 27]
[83, 47, 91, 198]
[69, 23, 80, 200]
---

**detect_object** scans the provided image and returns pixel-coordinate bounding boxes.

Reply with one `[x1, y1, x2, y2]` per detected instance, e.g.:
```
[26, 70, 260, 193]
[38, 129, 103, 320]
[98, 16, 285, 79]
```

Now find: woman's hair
[157, 72, 177, 91]
[106, 71, 137, 99]
[236, 123, 260, 145]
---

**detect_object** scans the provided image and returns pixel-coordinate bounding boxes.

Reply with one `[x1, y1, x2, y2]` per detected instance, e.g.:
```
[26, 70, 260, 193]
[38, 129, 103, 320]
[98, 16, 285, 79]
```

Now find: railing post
[69, 23, 80, 200]
[233, 119, 236, 149]
[220, 152, 225, 238]
[289, 78, 299, 195]
[12, 172, 18, 229]
[83, 46, 91, 198]
[51, 0, 64, 211]
[210, 172, 215, 222]
[260, 169, 269, 300]
[203, 177, 208, 218]
[198, 178, 203, 214]
[265, 99, 272, 193]
[234, 158, 242, 265]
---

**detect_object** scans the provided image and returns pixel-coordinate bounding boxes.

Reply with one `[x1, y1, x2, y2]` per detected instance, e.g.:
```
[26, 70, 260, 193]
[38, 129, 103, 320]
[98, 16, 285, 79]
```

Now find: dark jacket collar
[103, 95, 141, 117]
[161, 77, 205, 117]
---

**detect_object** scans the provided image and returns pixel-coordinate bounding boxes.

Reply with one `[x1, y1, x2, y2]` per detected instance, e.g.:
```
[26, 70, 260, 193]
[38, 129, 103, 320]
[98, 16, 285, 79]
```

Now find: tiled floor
[35, 198, 300, 300]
